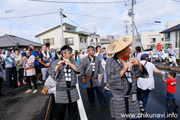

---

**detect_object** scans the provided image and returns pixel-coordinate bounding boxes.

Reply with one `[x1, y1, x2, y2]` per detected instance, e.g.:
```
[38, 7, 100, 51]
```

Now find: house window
[91, 39, 94, 42]
[147, 44, 155, 49]
[65, 37, 74, 45]
[80, 37, 83, 43]
[150, 38, 156, 43]
[43, 38, 54, 45]
[175, 31, 179, 48]
[165, 43, 171, 49]
[65, 26, 75, 32]
[165, 32, 170, 41]
[84, 38, 87, 43]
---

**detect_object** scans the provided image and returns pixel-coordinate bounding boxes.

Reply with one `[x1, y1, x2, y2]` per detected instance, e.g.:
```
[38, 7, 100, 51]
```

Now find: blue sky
[0, 0, 180, 42]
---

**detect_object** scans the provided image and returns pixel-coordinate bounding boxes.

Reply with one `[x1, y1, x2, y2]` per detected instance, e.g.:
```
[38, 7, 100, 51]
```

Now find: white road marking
[76, 77, 88, 120]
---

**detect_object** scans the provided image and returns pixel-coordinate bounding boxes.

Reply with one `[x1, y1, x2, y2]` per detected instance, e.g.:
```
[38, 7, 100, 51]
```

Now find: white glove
[5, 50, 8, 55]
[161, 71, 165, 76]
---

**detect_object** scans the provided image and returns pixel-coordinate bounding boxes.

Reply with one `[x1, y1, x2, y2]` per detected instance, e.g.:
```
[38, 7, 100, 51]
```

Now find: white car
[153, 49, 168, 62]
[141, 49, 168, 62]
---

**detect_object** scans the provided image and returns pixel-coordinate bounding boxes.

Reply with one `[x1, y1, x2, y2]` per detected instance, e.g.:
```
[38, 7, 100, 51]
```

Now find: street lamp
[155, 21, 161, 23]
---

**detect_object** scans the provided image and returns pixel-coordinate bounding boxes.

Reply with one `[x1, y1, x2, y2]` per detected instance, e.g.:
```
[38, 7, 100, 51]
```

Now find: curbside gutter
[44, 95, 53, 120]
[155, 64, 180, 72]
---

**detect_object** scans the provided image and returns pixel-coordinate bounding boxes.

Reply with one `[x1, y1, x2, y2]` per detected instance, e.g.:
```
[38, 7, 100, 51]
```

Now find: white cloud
[0, 0, 180, 42]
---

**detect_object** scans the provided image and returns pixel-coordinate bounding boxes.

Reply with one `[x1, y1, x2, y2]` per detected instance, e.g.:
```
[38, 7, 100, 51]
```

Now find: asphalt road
[1, 68, 180, 120]
[77, 70, 180, 120]
[0, 84, 49, 120]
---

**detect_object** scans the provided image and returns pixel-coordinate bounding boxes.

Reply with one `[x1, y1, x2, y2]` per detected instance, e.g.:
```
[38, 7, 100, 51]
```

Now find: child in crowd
[163, 72, 178, 109]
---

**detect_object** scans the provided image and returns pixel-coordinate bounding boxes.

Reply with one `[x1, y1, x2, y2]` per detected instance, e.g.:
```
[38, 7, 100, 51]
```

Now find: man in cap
[49, 45, 81, 120]
[81, 46, 108, 110]
[137, 54, 165, 113]
[106, 35, 149, 120]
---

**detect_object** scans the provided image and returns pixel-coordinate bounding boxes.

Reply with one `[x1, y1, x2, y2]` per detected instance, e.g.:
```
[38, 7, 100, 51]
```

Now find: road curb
[44, 95, 53, 120]
[155, 64, 180, 72]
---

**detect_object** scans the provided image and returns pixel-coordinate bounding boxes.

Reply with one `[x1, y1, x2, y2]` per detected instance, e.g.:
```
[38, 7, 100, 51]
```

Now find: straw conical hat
[107, 35, 132, 54]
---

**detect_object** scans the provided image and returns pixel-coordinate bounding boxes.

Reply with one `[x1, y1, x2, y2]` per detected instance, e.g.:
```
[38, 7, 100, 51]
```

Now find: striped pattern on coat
[80, 56, 104, 88]
[106, 57, 148, 120]
[49, 58, 81, 104]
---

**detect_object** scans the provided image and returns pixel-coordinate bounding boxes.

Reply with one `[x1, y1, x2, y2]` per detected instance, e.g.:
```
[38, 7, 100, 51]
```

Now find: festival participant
[49, 45, 81, 120]
[81, 46, 108, 110]
[168, 44, 178, 67]
[38, 45, 52, 83]
[106, 35, 148, 120]
[23, 47, 38, 94]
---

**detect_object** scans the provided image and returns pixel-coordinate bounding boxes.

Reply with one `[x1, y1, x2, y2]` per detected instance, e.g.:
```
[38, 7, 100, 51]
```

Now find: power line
[29, 0, 127, 4]
[65, 15, 93, 33]
[0, 12, 59, 20]
[65, 12, 162, 25]
[0, 10, 163, 25]
[135, 0, 146, 5]
[64, 12, 125, 21]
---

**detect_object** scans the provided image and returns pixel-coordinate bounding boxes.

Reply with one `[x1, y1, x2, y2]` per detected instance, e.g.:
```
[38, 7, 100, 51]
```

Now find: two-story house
[35, 23, 89, 53]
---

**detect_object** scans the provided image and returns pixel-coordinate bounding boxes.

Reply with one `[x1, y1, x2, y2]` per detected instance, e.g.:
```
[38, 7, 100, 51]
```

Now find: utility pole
[124, 20, 129, 35]
[94, 27, 97, 46]
[133, 21, 144, 51]
[131, 0, 135, 52]
[60, 8, 64, 46]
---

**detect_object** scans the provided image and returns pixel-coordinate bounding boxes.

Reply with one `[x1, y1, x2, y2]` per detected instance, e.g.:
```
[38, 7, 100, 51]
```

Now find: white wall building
[165, 21, 180, 29]
[135, 31, 163, 50]
[160, 23, 180, 55]
[35, 23, 89, 53]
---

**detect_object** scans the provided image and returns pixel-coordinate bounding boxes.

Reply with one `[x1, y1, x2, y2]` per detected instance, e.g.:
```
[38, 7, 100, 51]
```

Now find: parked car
[141, 49, 168, 62]
[153, 49, 168, 62]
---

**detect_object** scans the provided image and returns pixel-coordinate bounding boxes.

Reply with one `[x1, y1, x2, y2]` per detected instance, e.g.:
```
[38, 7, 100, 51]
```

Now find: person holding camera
[4, 48, 18, 90]
[106, 35, 148, 120]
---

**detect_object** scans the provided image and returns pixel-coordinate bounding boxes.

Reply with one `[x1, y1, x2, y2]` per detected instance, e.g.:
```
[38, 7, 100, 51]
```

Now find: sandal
[18, 81, 21, 86]
[23, 81, 27, 85]
[25, 89, 33, 93]
[32, 89, 38, 94]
